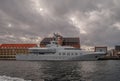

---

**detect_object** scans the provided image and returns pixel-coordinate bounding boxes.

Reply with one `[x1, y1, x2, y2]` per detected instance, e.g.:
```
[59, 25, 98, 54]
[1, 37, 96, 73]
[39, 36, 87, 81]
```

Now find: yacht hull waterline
[16, 53, 105, 61]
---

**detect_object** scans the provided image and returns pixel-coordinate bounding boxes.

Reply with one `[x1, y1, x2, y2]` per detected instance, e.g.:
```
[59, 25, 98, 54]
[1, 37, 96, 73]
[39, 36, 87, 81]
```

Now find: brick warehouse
[0, 44, 37, 60]
[40, 37, 80, 48]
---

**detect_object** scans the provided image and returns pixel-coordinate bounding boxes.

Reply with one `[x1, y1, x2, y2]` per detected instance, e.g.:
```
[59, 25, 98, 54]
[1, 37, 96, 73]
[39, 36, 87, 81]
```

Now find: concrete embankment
[99, 56, 120, 60]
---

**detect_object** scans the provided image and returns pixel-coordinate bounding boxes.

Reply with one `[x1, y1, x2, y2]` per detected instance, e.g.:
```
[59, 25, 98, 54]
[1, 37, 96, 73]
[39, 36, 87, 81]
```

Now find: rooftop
[40, 37, 80, 44]
[0, 44, 37, 48]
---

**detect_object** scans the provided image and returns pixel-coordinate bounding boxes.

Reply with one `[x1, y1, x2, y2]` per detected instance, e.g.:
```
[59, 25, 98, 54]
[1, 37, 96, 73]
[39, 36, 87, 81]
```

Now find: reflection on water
[0, 61, 120, 81]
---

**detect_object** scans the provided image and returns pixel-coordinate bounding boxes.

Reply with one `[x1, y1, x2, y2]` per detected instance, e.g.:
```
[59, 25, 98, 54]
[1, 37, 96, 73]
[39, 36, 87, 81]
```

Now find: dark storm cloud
[0, 0, 120, 48]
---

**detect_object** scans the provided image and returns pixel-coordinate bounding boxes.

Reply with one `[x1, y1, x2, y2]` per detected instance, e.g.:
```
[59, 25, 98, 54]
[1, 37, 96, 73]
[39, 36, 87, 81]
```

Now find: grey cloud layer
[0, 0, 120, 47]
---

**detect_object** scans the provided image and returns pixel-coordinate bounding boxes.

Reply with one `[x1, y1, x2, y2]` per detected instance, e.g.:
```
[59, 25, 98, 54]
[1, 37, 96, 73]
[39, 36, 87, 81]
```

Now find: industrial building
[115, 45, 120, 56]
[0, 44, 37, 60]
[115, 45, 120, 52]
[95, 46, 107, 53]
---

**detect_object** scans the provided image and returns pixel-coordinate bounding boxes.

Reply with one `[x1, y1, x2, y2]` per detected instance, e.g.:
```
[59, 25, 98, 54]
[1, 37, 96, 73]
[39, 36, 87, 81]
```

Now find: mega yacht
[16, 34, 106, 61]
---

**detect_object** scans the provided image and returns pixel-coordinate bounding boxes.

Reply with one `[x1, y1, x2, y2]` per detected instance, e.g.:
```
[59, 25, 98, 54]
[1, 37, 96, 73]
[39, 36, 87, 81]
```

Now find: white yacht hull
[16, 53, 105, 61]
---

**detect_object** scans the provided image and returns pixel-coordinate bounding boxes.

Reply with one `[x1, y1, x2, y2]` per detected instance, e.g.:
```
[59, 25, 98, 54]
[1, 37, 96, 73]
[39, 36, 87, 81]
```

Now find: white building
[95, 46, 107, 53]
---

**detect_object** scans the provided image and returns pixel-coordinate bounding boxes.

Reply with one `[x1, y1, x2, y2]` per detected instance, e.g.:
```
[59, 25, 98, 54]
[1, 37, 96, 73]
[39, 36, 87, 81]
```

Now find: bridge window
[71, 53, 74, 55]
[67, 53, 70, 55]
[75, 53, 78, 55]
[59, 53, 61, 55]
[63, 53, 65, 55]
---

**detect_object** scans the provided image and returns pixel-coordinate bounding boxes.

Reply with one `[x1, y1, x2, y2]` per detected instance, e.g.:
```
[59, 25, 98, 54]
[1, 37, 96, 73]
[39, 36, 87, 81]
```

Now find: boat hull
[16, 53, 105, 61]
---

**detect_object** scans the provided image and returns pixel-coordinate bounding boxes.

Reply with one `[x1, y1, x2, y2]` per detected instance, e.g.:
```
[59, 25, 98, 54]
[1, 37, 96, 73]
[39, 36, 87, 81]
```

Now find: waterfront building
[0, 44, 37, 60]
[40, 35, 80, 48]
[115, 45, 120, 52]
[115, 45, 120, 56]
[95, 46, 107, 53]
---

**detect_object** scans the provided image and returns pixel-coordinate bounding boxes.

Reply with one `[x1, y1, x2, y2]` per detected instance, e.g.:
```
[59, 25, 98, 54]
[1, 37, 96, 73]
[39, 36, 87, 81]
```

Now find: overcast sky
[0, 0, 120, 48]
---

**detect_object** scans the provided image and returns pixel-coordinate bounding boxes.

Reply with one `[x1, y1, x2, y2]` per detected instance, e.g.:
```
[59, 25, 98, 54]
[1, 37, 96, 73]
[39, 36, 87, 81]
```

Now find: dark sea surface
[0, 60, 120, 81]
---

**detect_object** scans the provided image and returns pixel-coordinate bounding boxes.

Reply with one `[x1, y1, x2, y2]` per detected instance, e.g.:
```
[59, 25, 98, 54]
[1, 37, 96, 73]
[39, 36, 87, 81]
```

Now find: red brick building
[40, 37, 80, 48]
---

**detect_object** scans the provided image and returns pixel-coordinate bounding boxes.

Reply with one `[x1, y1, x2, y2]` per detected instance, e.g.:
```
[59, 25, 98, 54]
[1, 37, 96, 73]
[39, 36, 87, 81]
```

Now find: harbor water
[0, 60, 120, 81]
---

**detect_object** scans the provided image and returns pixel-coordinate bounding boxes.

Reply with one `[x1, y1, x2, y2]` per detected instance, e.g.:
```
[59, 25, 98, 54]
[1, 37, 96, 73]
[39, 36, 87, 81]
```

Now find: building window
[100, 49, 102, 52]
